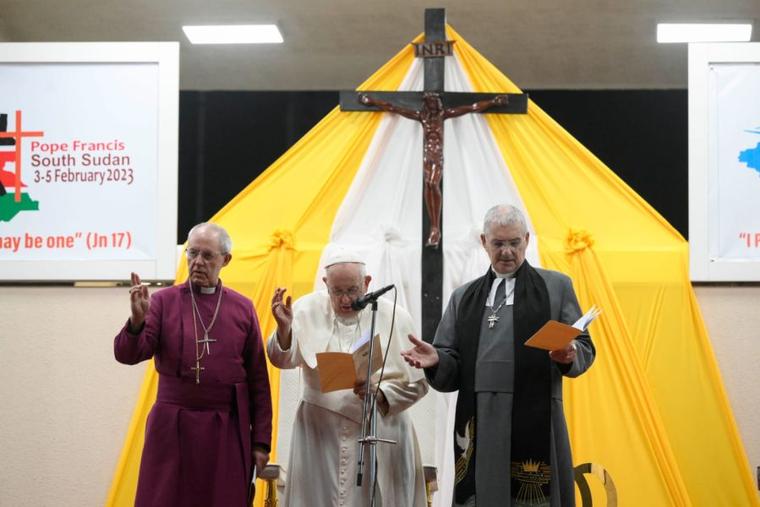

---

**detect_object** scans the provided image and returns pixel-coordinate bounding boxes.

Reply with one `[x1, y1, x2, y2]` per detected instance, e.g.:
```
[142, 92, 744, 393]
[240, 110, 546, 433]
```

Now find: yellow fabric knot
[565, 229, 594, 254]
[269, 229, 294, 250]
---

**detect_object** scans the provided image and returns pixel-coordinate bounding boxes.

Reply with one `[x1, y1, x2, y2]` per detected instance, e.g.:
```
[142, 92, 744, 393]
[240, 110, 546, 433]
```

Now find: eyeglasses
[186, 248, 224, 261]
[489, 238, 525, 251]
[327, 286, 363, 299]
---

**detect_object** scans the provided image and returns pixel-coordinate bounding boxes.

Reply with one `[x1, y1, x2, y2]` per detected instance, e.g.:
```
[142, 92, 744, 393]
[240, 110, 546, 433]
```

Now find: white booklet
[572, 305, 602, 332]
[349, 328, 372, 353]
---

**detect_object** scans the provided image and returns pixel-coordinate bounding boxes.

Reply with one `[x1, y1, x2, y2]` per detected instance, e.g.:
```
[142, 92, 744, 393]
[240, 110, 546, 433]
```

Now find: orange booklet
[315, 333, 383, 393]
[524, 306, 601, 351]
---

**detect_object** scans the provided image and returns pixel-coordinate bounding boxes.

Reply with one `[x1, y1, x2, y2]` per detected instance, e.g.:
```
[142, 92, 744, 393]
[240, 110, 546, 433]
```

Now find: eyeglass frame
[487, 237, 526, 252]
[185, 248, 227, 262]
[326, 286, 364, 299]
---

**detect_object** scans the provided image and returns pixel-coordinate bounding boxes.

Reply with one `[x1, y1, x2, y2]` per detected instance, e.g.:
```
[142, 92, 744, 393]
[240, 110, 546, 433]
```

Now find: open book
[524, 305, 601, 351]
[315, 331, 383, 393]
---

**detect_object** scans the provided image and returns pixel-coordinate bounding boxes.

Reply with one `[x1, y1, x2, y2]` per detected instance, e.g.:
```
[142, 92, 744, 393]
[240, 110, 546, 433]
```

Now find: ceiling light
[182, 25, 283, 44]
[657, 23, 752, 43]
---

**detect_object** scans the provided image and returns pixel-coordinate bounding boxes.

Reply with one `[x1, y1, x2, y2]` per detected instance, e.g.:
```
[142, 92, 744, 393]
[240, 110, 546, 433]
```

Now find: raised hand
[271, 287, 293, 342]
[400, 334, 439, 369]
[129, 272, 150, 330]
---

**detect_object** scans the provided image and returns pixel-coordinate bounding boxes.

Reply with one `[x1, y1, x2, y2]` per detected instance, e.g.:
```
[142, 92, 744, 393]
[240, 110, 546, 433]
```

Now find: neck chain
[188, 279, 224, 384]
[334, 315, 362, 353]
[487, 282, 515, 329]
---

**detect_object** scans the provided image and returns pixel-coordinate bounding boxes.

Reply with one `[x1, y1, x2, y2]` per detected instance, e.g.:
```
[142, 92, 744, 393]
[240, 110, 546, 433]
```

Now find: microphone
[350, 284, 395, 311]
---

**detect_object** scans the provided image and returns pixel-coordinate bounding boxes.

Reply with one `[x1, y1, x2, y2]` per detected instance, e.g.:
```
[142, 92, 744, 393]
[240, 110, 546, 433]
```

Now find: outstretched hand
[400, 334, 439, 369]
[128, 272, 150, 330]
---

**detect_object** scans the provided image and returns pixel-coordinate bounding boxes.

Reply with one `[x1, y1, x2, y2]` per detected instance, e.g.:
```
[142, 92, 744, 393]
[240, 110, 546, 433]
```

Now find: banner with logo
[689, 43, 760, 281]
[0, 43, 178, 280]
[708, 64, 760, 261]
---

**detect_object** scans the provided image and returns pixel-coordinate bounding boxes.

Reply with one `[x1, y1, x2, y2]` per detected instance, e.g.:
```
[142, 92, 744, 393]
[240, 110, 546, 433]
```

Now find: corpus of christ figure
[359, 92, 508, 248]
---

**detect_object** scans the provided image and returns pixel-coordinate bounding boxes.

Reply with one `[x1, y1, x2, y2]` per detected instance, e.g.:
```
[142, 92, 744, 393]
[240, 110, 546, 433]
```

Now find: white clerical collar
[486, 275, 516, 307]
[188, 279, 220, 295]
[491, 267, 516, 279]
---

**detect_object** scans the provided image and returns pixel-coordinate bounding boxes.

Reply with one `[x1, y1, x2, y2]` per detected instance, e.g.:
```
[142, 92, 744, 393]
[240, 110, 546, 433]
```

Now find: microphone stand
[356, 299, 396, 507]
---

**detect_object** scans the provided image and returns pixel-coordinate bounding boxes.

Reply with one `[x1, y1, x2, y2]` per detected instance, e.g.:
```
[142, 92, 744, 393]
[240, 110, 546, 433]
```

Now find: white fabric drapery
[317, 53, 542, 507]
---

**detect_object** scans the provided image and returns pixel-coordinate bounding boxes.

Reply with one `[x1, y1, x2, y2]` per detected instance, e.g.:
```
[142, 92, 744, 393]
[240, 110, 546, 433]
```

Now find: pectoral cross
[487, 314, 500, 329]
[197, 332, 217, 355]
[191, 362, 205, 384]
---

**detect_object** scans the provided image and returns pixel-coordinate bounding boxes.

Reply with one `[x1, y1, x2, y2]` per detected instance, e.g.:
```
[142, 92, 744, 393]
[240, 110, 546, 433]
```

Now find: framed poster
[0, 42, 178, 281]
[689, 42, 760, 281]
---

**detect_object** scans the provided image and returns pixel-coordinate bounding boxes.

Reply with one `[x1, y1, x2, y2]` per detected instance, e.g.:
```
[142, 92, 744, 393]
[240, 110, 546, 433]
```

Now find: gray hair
[187, 222, 233, 254]
[483, 204, 527, 235]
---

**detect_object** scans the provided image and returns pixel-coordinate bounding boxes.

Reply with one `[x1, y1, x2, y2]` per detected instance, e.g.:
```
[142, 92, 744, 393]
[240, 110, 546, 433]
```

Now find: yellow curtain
[105, 38, 421, 507]
[452, 25, 758, 506]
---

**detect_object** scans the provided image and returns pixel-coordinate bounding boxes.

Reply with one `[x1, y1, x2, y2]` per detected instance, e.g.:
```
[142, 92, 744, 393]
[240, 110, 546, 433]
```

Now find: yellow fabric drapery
[107, 24, 759, 507]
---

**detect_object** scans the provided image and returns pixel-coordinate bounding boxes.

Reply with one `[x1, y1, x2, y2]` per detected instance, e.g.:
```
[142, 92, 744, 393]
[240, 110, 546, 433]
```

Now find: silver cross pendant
[487, 314, 499, 329]
[197, 332, 217, 355]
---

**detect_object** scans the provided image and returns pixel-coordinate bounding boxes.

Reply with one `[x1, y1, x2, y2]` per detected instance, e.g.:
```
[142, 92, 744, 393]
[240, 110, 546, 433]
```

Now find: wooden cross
[340, 8, 529, 342]
[0, 111, 44, 202]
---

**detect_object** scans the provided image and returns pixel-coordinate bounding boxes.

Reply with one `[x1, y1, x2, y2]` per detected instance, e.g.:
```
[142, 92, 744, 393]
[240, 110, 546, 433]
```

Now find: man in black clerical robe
[402, 203, 595, 506]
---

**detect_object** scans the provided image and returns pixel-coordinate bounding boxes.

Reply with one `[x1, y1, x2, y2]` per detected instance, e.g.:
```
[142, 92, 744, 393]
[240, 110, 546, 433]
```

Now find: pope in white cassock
[267, 248, 429, 507]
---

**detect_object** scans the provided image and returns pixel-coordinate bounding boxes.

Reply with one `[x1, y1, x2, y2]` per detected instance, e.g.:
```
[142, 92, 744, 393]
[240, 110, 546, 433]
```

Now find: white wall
[0, 287, 147, 507]
[0, 285, 757, 506]
[693, 286, 760, 481]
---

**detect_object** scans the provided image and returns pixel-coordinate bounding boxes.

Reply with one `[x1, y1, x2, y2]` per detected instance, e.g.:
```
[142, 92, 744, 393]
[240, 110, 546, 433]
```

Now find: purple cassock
[114, 281, 272, 507]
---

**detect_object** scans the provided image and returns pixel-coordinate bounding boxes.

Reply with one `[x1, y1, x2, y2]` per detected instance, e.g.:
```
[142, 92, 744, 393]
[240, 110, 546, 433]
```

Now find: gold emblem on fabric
[511, 459, 551, 504]
[454, 417, 475, 484]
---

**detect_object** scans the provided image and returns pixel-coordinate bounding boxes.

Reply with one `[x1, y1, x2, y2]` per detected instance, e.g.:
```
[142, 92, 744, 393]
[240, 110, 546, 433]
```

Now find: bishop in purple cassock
[114, 222, 272, 507]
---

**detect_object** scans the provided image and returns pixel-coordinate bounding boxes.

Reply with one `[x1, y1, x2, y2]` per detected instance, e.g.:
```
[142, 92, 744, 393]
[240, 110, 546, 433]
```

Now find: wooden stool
[424, 465, 438, 507]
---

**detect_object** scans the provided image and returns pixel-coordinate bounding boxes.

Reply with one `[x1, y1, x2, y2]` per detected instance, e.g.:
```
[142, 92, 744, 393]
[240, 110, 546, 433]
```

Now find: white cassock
[267, 290, 429, 507]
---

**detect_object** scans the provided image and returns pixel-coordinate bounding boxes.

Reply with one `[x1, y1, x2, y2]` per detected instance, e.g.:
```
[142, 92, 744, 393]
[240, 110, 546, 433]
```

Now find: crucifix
[340, 8, 529, 342]
[357, 92, 508, 248]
